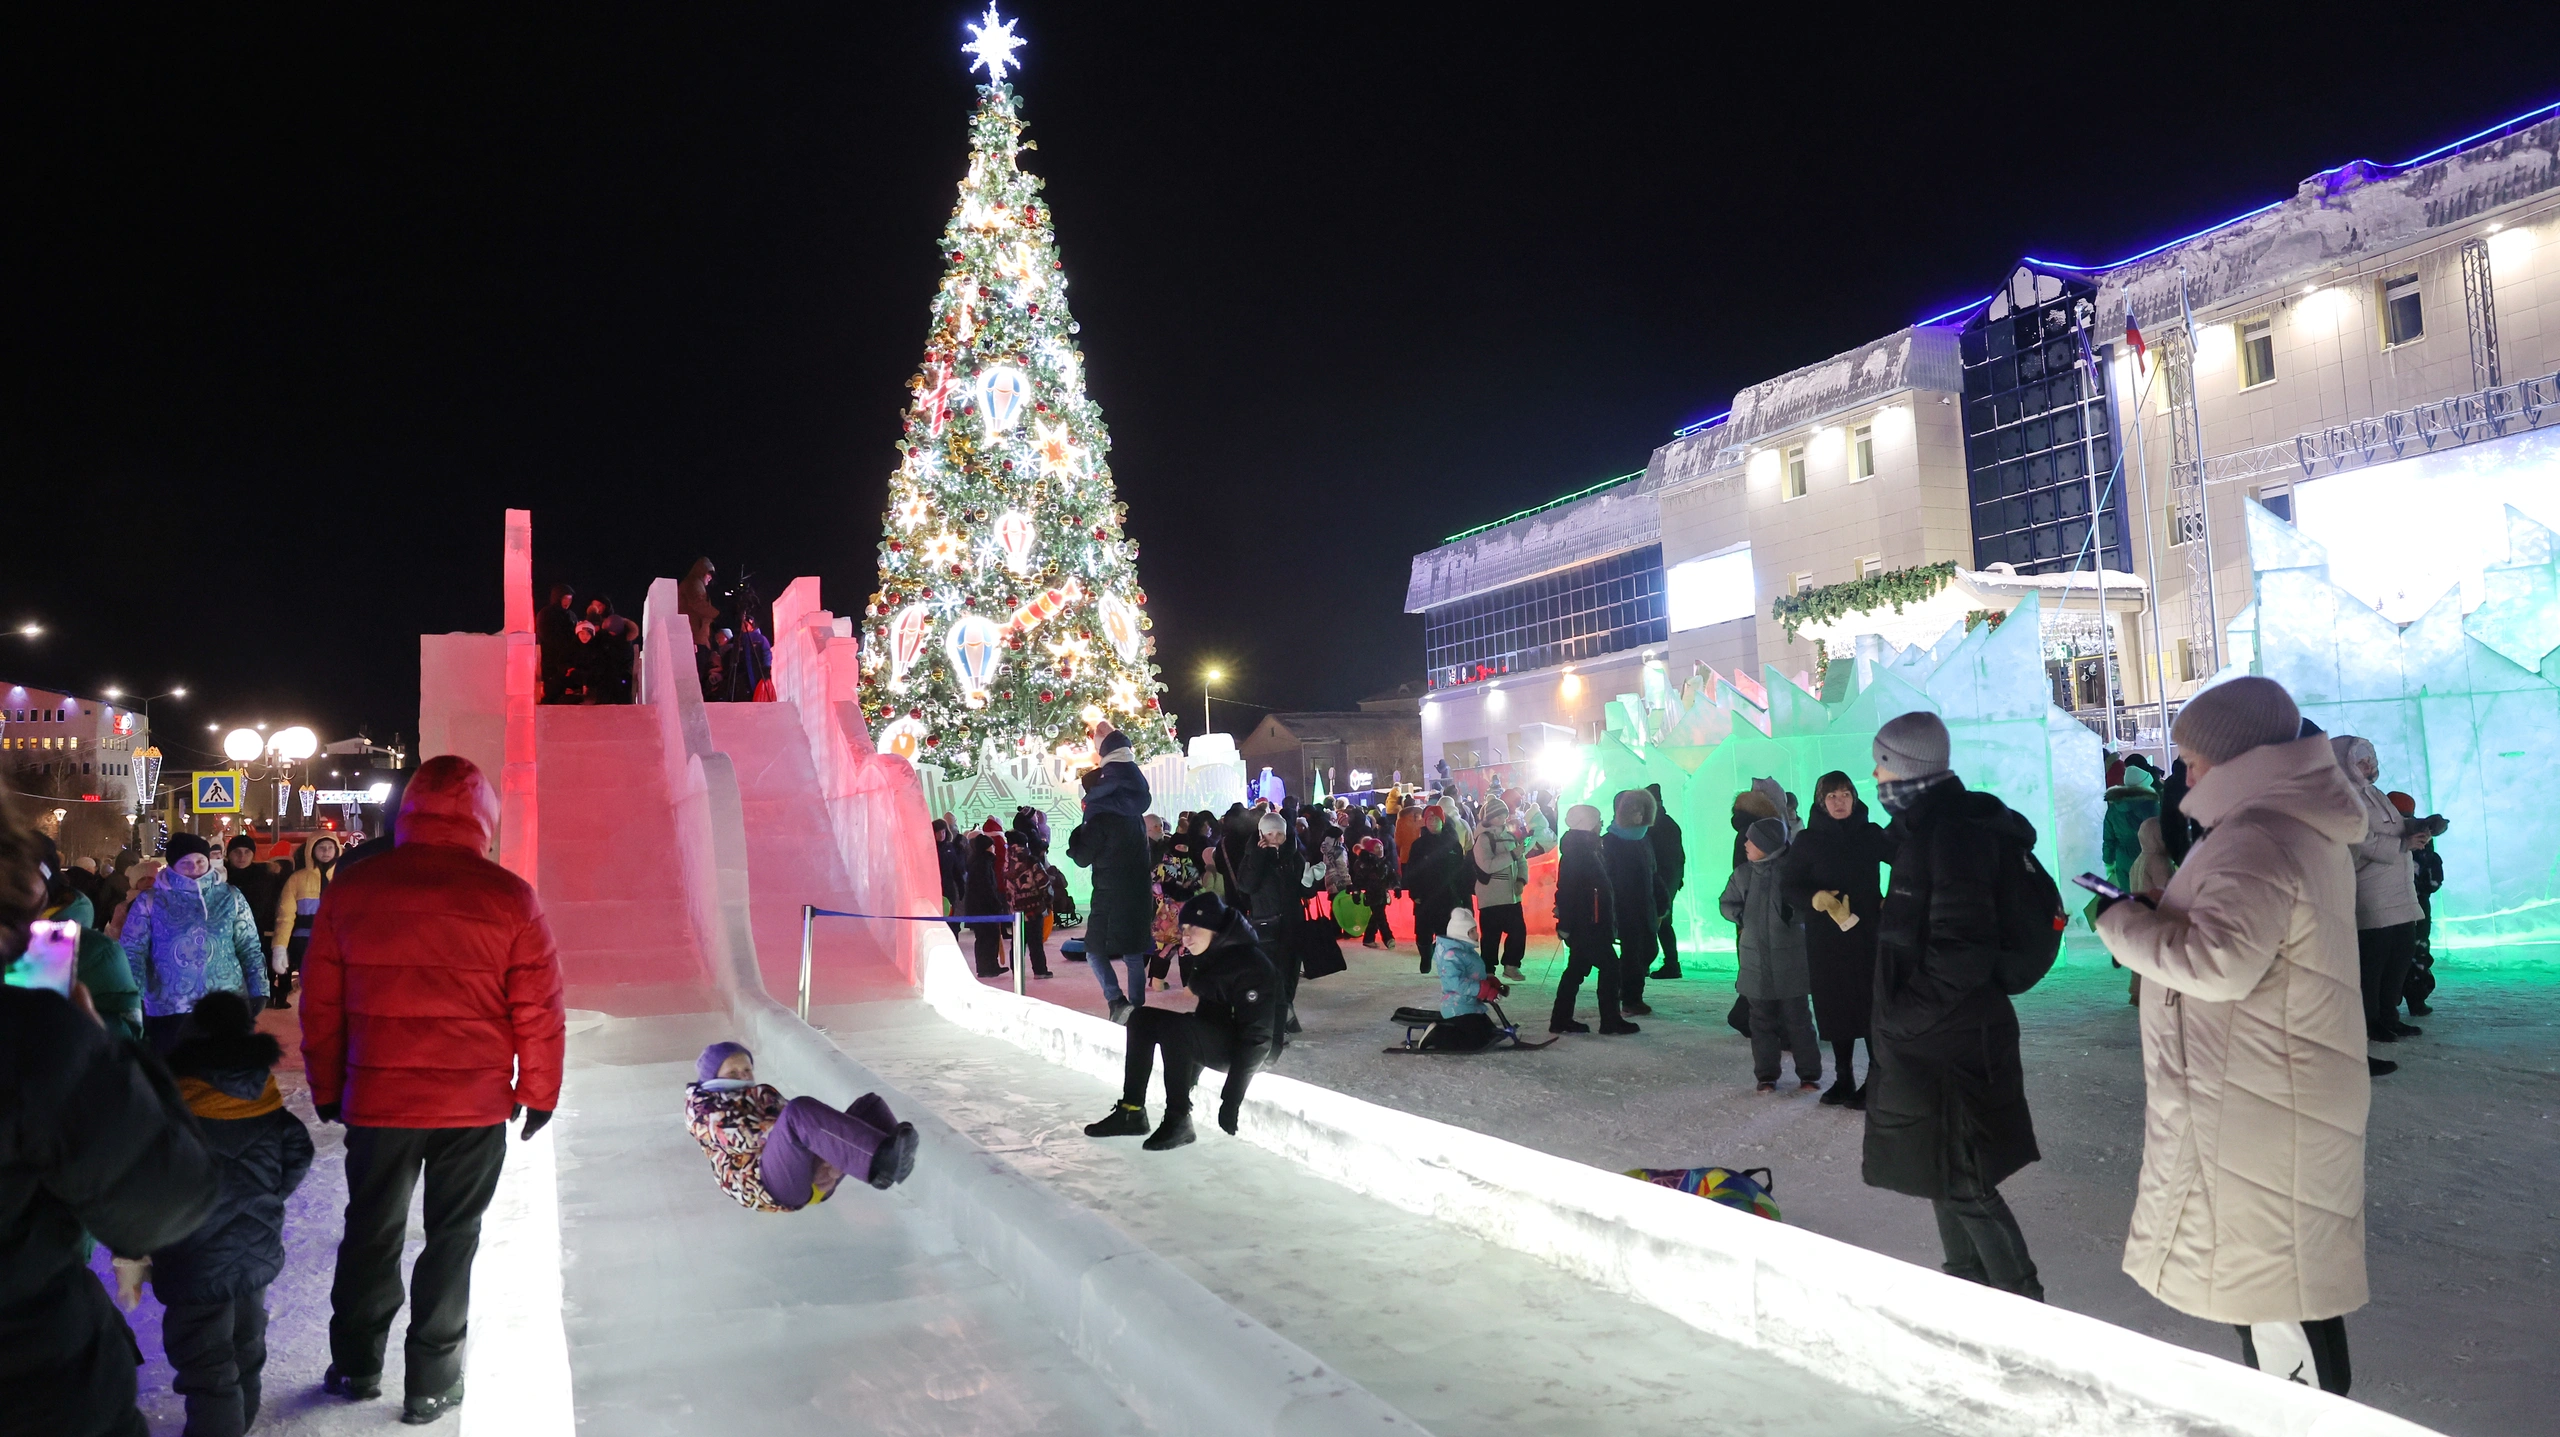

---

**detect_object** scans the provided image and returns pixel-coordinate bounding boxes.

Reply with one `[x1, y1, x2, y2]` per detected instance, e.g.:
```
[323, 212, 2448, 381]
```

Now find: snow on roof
[1405, 470, 1664, 613]
[1650, 325, 1962, 490]
[2106, 114, 2560, 331]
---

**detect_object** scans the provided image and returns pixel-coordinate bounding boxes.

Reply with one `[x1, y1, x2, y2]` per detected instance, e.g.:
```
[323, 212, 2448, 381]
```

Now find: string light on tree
[862, 6, 1171, 769]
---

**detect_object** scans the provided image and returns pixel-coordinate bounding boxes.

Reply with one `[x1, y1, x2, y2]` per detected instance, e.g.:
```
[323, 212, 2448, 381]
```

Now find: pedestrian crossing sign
[193, 771, 243, 813]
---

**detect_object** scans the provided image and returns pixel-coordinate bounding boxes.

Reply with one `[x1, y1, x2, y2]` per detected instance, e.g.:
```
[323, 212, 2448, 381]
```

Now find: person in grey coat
[1720, 817, 1821, 1092]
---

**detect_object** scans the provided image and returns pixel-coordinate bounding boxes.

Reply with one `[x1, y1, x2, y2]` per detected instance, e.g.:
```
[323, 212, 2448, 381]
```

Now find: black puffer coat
[1552, 829, 1616, 945]
[1601, 831, 1666, 964]
[1233, 842, 1310, 927]
[1179, 911, 1284, 1084]
[151, 1033, 314, 1305]
[1069, 811, 1155, 958]
[1861, 777, 2042, 1200]
[1, 987, 219, 1437]
[1780, 796, 1896, 1042]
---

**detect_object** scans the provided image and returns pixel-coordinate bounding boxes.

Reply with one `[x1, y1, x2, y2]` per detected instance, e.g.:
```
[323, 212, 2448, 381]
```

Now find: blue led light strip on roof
[1913, 94, 2560, 312]
[1671, 409, 1731, 438]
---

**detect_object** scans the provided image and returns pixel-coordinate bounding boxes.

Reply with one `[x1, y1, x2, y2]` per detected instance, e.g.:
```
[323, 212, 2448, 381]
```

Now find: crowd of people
[0, 671, 2449, 1430]
[931, 683, 2428, 1399]
[534, 558, 776, 707]
[5, 756, 564, 1433]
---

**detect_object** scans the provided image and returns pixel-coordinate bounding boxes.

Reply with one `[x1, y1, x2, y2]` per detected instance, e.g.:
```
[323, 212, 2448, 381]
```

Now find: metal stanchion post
[797, 904, 814, 1022]
[1013, 912, 1026, 996]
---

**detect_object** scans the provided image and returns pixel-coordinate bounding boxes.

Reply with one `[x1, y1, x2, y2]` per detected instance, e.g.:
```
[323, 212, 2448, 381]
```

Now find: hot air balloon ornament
[888, 604, 934, 688]
[944, 614, 1004, 706]
[993, 510, 1036, 576]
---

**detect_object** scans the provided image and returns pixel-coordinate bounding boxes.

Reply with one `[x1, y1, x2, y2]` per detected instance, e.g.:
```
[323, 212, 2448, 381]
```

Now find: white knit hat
[2172, 676, 2301, 764]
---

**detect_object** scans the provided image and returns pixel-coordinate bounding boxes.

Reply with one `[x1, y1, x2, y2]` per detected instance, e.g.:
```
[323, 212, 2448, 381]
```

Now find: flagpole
[2123, 283, 2172, 758]
[2178, 268, 2223, 672]
[2073, 297, 2121, 751]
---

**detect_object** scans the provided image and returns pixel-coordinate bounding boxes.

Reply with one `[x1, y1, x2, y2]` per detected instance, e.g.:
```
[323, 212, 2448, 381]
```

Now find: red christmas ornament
[1039, 690, 1054, 703]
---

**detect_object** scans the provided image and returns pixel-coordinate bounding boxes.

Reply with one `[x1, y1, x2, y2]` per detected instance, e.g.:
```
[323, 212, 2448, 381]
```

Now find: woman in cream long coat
[2097, 727, 2371, 1378]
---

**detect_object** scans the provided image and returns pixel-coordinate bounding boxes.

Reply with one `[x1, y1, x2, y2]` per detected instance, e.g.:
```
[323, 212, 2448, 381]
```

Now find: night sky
[12, 4, 2555, 764]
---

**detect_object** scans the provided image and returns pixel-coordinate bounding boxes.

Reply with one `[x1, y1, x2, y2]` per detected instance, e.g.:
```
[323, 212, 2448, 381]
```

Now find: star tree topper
[963, 4, 1025, 83]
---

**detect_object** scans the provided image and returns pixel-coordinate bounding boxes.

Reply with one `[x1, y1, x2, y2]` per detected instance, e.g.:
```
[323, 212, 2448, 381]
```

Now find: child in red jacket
[683, 1043, 917, 1211]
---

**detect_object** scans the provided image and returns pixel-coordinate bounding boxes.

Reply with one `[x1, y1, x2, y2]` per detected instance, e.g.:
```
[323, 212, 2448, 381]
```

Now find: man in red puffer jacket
[299, 755, 564, 1425]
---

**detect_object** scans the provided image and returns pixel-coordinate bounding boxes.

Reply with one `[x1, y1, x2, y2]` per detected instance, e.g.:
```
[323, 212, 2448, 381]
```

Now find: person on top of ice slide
[683, 1043, 919, 1211]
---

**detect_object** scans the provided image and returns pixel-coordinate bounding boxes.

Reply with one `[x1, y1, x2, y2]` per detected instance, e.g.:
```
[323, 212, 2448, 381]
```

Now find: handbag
[1293, 920, 1347, 980]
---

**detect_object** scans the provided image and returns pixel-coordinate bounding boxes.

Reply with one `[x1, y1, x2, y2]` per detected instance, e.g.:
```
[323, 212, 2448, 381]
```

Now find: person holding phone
[2094, 677, 2371, 1396]
[3, 811, 223, 1437]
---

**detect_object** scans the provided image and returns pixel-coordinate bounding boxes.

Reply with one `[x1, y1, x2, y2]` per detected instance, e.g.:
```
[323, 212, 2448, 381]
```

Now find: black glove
[1218, 1096, 1242, 1136]
[520, 1107, 553, 1141]
[315, 1102, 341, 1124]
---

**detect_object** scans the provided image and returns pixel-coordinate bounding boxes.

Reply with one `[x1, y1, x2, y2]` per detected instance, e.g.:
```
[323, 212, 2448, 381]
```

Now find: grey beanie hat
[1745, 817, 1788, 855]
[1871, 711, 1952, 781]
[2173, 676, 2301, 765]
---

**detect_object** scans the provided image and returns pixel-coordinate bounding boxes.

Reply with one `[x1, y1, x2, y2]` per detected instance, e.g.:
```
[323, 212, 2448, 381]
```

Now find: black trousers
[1931, 1184, 2043, 1301]
[1251, 915, 1301, 1019]
[1361, 888, 1393, 943]
[1478, 902, 1526, 970]
[1412, 902, 1453, 972]
[164, 1289, 269, 1437]
[972, 922, 1005, 977]
[1550, 938, 1622, 1027]
[2236, 1316, 2351, 1395]
[2356, 922, 2418, 1034]
[1123, 1008, 1225, 1113]
[330, 1123, 506, 1398]
[1655, 908, 1681, 974]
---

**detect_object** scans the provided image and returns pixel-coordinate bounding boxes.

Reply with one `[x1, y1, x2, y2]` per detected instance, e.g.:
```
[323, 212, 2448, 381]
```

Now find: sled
[1383, 1001, 1557, 1053]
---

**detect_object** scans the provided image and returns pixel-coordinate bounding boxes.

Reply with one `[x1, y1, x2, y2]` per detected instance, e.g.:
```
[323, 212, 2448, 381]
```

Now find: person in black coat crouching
[1084, 893, 1280, 1151]
[140, 990, 315, 1437]
[1861, 711, 2044, 1301]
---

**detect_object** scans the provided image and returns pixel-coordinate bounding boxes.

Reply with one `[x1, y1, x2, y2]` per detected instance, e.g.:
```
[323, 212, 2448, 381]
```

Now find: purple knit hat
[696, 1042, 752, 1084]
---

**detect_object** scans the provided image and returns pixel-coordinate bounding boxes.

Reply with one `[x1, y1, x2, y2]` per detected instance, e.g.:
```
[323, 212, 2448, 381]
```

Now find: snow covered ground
[822, 996, 1936, 1437]
[96, 1007, 1145, 1437]
[1003, 929, 2557, 1437]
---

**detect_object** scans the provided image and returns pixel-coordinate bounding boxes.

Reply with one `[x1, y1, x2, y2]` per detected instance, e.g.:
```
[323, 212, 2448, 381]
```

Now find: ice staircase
[706, 701, 914, 1007]
[535, 705, 711, 1015]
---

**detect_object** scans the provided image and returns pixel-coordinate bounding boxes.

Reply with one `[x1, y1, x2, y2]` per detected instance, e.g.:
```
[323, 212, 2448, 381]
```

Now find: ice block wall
[2237, 496, 2560, 943]
[1554, 590, 2104, 952]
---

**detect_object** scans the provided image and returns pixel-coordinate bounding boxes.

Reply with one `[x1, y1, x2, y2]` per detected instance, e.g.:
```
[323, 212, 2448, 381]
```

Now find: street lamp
[12, 623, 39, 638]
[1202, 667, 1223, 736]
[102, 685, 186, 728]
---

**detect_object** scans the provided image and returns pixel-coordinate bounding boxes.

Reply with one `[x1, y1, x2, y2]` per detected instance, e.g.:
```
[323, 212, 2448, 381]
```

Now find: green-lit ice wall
[1556, 590, 2105, 955]
[2233, 495, 2560, 945]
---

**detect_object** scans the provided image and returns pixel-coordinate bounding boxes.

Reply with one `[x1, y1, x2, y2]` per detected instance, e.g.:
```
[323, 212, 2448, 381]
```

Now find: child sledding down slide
[1383, 910, 1556, 1052]
[684, 1042, 920, 1211]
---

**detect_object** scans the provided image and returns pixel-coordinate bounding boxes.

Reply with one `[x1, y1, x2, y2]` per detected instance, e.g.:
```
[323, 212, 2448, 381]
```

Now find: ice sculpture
[2235, 495, 2560, 942]
[1563, 590, 2106, 953]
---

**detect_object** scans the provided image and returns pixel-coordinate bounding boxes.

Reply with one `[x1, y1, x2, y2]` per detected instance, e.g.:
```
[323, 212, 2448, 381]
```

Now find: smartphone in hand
[6, 919, 81, 996]
[2073, 872, 2128, 901]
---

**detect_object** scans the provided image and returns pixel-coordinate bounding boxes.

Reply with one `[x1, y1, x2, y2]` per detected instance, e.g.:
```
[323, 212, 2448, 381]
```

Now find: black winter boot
[1143, 1109, 1197, 1150]
[1084, 1102, 1150, 1138]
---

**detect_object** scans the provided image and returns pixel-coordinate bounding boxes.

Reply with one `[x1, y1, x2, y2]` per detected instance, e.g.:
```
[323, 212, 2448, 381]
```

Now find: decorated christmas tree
[861, 6, 1171, 772]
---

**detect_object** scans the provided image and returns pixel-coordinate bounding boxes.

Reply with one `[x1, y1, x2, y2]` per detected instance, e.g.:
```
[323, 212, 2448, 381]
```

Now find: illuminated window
[1665, 544, 1755, 631]
[2382, 274, 2423, 347]
[2240, 317, 2276, 388]
[1784, 447, 1808, 500]
[1853, 425, 1876, 480]
[1421, 545, 1666, 687]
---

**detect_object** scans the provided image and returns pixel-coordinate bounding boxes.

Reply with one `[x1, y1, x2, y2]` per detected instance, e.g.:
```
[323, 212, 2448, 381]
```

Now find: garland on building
[1770, 561, 1959, 642]
[859, 7, 1173, 772]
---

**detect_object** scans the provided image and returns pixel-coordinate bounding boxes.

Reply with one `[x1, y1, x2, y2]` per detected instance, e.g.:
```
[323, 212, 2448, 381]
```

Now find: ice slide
[410, 524, 2435, 1435]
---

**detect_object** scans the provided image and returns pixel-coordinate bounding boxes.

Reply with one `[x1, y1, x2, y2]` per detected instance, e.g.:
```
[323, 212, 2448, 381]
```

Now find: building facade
[2, 682, 152, 864]
[1407, 105, 2560, 781]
